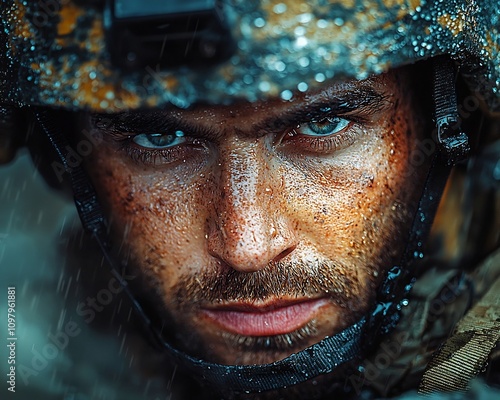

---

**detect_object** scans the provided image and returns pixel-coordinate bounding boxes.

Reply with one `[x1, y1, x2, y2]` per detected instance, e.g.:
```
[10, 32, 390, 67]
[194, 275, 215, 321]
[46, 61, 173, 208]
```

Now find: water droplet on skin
[315, 73, 326, 82]
[298, 57, 310, 67]
[294, 36, 308, 48]
[259, 81, 271, 92]
[243, 74, 253, 84]
[294, 26, 306, 36]
[280, 90, 293, 101]
[254, 17, 265, 28]
[297, 82, 308, 92]
[334, 17, 344, 26]
[298, 13, 312, 24]
[275, 61, 286, 72]
[273, 3, 287, 14]
[317, 19, 328, 29]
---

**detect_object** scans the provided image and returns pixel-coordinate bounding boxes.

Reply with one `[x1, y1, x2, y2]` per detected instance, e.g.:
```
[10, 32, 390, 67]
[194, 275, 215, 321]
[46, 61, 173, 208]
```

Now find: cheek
[86, 155, 210, 289]
[280, 107, 416, 266]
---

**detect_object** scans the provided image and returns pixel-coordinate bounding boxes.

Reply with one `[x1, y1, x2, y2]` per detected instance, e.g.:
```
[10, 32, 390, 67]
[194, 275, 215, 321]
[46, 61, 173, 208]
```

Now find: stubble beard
[120, 199, 415, 399]
[170, 257, 383, 365]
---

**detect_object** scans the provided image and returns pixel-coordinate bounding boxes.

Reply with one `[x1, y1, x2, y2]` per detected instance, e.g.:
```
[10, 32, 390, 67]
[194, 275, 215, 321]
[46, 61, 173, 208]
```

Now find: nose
[206, 140, 297, 273]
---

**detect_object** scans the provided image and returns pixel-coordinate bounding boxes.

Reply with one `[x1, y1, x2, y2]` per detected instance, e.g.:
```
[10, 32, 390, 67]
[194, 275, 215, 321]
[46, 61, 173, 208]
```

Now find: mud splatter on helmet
[1, 0, 499, 112]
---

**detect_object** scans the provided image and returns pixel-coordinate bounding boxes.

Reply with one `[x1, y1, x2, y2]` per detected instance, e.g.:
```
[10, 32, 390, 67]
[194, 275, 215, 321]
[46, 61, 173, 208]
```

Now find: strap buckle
[433, 57, 470, 165]
[436, 116, 469, 165]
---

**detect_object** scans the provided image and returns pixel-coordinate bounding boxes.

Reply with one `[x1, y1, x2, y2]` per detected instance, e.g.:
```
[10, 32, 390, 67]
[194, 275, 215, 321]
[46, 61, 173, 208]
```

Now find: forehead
[88, 69, 412, 144]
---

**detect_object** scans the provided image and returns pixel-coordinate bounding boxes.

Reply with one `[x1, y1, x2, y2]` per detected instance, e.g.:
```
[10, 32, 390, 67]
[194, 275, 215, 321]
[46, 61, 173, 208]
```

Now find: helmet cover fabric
[1, 0, 499, 112]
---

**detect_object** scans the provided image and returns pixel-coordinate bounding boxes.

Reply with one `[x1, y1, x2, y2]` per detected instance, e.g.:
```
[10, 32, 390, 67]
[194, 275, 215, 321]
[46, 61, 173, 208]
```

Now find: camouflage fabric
[352, 247, 500, 397]
[0, 0, 499, 112]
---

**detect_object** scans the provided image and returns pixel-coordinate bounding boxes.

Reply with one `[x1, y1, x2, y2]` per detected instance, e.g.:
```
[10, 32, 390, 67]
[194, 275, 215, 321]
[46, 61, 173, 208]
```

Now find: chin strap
[366, 57, 470, 341]
[32, 57, 469, 395]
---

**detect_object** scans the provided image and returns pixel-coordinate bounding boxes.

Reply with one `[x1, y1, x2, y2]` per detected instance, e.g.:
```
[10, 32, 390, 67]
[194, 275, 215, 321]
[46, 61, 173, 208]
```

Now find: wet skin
[82, 68, 429, 367]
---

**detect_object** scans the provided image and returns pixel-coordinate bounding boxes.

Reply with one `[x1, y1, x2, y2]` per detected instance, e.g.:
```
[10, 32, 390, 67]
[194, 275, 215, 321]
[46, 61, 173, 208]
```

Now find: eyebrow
[253, 87, 390, 135]
[91, 86, 390, 138]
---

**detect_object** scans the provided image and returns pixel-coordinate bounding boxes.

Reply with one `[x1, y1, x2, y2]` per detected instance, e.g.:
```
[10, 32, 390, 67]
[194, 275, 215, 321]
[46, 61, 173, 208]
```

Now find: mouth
[200, 298, 329, 337]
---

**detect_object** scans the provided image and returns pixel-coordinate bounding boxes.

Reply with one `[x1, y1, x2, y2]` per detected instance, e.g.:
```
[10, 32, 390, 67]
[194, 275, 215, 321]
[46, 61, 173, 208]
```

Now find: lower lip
[201, 299, 328, 336]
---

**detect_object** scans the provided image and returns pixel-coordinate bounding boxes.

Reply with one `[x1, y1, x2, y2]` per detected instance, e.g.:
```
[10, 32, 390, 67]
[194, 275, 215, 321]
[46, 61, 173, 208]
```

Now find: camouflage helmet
[0, 0, 499, 112]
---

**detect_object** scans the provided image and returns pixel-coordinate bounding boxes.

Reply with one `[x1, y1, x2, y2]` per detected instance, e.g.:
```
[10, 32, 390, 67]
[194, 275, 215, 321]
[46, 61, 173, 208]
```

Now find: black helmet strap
[31, 57, 469, 395]
[366, 57, 470, 340]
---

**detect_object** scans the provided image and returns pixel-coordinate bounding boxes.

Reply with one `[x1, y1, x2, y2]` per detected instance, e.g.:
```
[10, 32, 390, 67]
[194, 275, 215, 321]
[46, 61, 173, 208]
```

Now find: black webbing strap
[173, 318, 365, 392]
[366, 57, 470, 343]
[33, 107, 157, 337]
[30, 56, 470, 394]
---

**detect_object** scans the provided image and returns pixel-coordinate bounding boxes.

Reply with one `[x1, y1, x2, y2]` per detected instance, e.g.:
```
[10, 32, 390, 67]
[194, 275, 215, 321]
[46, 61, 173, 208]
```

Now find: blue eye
[133, 130, 186, 149]
[297, 117, 350, 136]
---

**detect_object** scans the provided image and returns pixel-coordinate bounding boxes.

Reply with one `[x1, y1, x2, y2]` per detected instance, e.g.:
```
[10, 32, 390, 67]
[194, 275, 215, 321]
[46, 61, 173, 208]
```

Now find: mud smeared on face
[81, 67, 430, 373]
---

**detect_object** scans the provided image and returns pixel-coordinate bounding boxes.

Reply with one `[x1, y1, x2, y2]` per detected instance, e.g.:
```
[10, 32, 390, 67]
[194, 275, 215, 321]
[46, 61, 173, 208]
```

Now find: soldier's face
[83, 68, 428, 366]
